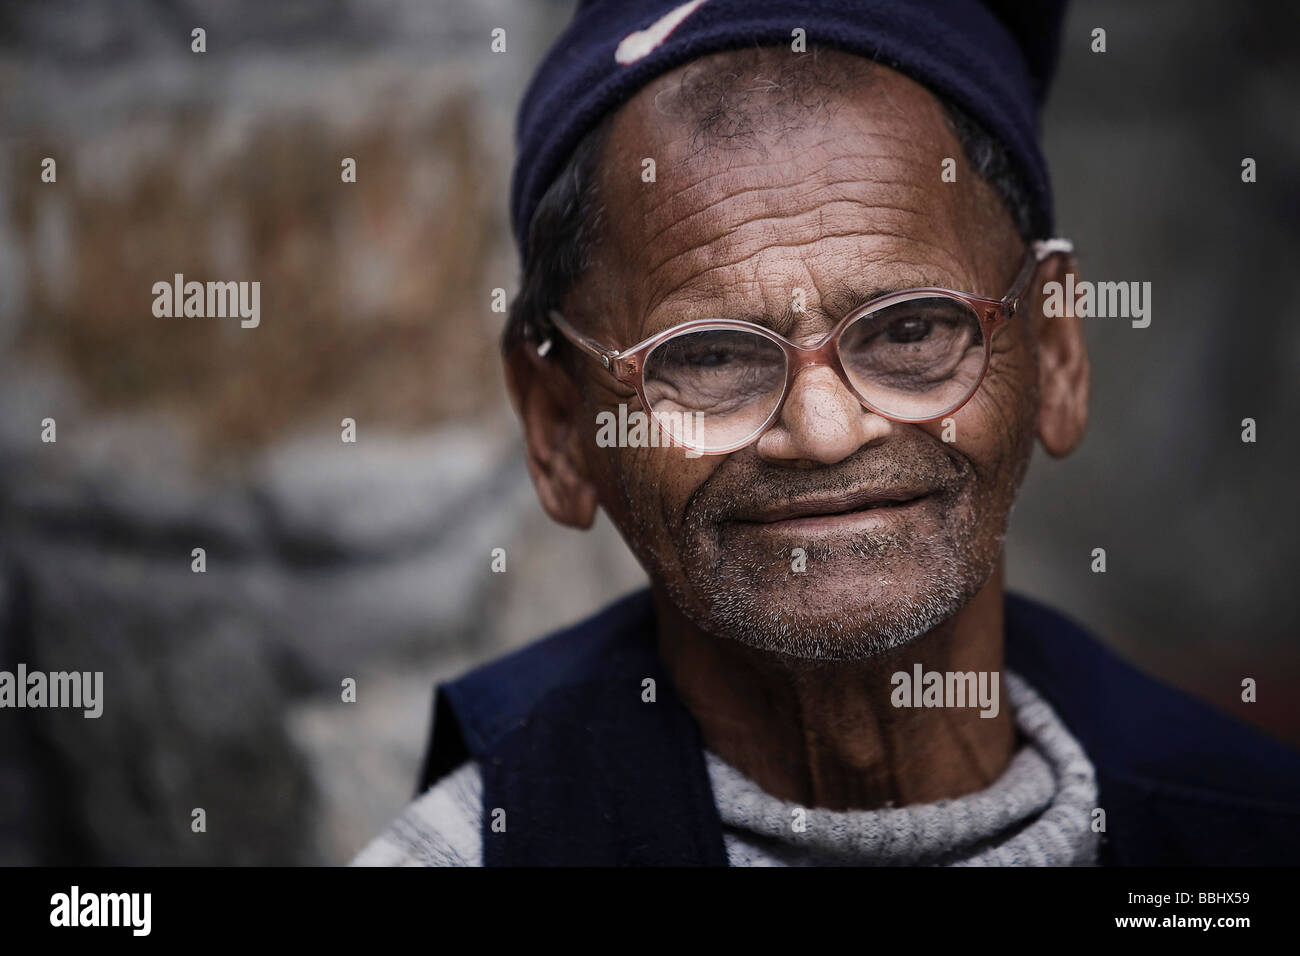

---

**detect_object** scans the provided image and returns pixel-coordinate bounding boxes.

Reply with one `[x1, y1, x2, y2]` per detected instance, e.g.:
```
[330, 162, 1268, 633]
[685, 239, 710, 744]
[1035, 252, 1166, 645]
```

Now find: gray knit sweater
[351, 670, 1099, 866]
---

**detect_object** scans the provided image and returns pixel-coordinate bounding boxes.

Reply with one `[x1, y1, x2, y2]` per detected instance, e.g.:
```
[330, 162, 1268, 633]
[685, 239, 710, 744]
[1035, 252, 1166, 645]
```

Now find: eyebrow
[735, 283, 923, 335]
[632, 275, 955, 345]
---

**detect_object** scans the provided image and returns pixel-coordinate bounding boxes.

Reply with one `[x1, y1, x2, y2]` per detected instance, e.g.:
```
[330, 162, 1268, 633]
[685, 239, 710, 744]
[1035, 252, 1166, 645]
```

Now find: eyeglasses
[540, 238, 1073, 455]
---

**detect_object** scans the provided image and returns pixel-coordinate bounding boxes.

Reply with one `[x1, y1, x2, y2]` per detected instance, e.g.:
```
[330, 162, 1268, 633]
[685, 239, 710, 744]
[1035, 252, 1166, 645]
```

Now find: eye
[677, 338, 775, 368]
[687, 347, 734, 367]
[886, 317, 933, 343]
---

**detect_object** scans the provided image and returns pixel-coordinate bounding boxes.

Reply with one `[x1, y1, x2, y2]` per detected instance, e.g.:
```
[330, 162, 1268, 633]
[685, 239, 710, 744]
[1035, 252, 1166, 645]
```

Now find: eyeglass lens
[640, 294, 987, 451]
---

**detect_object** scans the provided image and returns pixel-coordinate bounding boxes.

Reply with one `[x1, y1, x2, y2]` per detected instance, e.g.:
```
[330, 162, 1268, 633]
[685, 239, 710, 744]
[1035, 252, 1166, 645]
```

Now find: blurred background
[0, 0, 1296, 865]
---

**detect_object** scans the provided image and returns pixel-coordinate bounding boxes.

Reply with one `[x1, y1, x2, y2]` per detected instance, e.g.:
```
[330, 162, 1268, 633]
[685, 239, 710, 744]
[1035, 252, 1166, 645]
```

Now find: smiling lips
[732, 488, 935, 531]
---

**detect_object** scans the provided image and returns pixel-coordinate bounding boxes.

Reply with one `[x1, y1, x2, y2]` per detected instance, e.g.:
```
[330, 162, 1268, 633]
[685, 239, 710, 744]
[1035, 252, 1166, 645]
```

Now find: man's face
[551, 55, 1047, 659]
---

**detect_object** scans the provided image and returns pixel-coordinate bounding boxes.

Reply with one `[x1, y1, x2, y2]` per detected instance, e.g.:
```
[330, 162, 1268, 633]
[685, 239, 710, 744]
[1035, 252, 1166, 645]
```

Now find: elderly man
[354, 0, 1300, 866]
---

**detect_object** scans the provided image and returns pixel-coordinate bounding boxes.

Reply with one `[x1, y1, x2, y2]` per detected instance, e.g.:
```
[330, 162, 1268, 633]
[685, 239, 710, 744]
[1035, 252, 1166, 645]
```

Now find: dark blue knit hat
[511, 0, 1068, 271]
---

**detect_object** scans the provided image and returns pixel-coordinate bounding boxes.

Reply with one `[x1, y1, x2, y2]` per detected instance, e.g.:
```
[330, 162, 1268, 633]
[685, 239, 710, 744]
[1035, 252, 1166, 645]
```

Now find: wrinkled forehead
[580, 53, 1015, 339]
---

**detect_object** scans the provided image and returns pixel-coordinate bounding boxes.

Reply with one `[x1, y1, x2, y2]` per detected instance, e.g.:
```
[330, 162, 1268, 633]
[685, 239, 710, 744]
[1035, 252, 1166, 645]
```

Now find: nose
[754, 364, 892, 465]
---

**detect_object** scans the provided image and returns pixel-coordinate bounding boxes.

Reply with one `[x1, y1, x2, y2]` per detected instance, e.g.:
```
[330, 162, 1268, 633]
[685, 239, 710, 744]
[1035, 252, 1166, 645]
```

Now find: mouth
[729, 488, 936, 533]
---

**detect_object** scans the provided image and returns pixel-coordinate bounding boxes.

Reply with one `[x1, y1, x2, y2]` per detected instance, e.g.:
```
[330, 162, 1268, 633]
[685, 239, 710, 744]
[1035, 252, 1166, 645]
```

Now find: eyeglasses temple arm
[1005, 237, 1075, 311]
[544, 309, 618, 368]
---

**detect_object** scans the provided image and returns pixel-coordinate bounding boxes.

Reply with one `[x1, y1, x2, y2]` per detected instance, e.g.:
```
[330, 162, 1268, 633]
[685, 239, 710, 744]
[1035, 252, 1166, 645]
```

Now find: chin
[683, 560, 977, 661]
[662, 491, 1003, 660]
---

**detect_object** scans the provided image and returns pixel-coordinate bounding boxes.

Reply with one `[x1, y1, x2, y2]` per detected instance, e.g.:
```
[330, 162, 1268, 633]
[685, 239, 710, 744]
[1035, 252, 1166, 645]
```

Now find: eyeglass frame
[537, 237, 1075, 455]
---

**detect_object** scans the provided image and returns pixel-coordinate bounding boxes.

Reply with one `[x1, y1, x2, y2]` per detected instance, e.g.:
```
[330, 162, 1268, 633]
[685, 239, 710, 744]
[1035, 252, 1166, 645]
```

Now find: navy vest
[417, 589, 1300, 866]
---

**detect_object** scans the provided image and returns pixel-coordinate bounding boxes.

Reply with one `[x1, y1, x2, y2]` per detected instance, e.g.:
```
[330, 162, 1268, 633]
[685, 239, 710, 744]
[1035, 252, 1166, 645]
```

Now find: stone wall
[0, 0, 647, 865]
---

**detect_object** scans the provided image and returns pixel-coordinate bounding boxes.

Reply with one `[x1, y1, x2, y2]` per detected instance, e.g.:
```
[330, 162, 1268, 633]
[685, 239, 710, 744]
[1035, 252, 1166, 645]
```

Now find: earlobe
[504, 345, 601, 529]
[1032, 255, 1091, 458]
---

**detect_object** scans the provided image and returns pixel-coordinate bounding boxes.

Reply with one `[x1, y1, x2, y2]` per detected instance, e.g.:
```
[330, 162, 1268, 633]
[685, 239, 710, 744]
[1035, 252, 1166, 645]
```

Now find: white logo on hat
[615, 0, 708, 65]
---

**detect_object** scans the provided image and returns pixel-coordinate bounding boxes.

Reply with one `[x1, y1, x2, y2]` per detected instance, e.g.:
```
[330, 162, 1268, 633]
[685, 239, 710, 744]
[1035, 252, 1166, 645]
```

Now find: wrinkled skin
[506, 50, 1089, 808]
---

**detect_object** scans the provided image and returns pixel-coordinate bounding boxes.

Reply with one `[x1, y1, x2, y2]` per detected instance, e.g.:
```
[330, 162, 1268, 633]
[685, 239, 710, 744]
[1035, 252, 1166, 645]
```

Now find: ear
[503, 342, 600, 529]
[1030, 253, 1090, 457]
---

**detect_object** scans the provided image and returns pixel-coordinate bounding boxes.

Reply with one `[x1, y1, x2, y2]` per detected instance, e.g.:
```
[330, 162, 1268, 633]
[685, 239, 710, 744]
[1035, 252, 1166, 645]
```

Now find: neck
[652, 564, 1015, 810]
